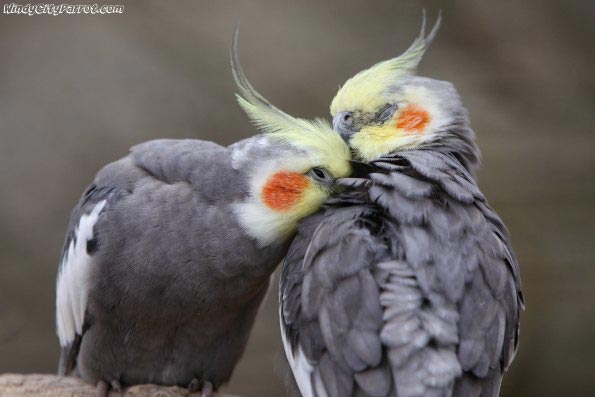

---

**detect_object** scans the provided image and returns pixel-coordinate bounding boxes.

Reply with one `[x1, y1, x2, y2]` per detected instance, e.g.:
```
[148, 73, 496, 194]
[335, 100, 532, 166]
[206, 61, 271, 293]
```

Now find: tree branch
[0, 374, 237, 396]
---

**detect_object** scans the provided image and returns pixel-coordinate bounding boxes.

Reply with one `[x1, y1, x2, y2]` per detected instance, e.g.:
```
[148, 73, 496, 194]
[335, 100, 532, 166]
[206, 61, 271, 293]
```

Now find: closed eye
[312, 168, 325, 179]
[376, 103, 398, 123]
[308, 167, 332, 182]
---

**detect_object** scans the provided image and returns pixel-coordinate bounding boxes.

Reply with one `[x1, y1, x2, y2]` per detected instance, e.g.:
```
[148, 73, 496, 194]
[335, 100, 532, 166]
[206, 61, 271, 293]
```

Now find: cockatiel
[55, 34, 351, 396]
[277, 16, 524, 397]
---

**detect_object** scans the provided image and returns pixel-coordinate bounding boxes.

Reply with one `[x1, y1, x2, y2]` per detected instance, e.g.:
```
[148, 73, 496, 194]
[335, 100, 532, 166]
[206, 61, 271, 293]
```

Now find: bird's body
[56, 118, 351, 392]
[281, 150, 521, 396]
[58, 138, 287, 388]
[275, 15, 523, 397]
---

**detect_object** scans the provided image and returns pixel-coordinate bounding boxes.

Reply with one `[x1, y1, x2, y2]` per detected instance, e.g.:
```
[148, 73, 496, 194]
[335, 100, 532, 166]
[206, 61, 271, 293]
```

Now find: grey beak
[333, 113, 352, 143]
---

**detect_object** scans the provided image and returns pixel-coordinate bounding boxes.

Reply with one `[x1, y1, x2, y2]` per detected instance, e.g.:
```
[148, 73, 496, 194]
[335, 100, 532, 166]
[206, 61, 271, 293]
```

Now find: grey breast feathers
[280, 149, 523, 397]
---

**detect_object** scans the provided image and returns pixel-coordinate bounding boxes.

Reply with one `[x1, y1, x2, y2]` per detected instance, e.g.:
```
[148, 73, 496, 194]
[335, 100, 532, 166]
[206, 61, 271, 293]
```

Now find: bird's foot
[96, 380, 109, 397]
[188, 378, 201, 393]
[187, 378, 214, 397]
[96, 379, 122, 397]
[202, 381, 213, 397]
[111, 379, 123, 396]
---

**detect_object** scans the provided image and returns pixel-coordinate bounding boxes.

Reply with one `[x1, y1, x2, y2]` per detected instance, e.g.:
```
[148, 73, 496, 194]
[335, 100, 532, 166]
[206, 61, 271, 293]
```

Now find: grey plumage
[280, 16, 522, 396]
[55, 26, 353, 393]
[57, 138, 297, 388]
[280, 150, 523, 397]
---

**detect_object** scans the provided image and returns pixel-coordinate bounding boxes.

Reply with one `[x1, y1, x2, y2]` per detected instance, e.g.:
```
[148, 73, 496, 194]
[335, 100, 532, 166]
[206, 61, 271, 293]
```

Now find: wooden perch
[0, 374, 237, 397]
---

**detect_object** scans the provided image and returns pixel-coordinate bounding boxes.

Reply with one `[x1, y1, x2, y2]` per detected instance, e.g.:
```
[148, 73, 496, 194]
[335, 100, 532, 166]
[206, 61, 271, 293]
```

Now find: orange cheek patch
[396, 105, 431, 133]
[262, 171, 310, 212]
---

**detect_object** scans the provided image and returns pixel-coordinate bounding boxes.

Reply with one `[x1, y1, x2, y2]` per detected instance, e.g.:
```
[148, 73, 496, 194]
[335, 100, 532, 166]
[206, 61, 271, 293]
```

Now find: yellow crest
[330, 12, 441, 116]
[231, 28, 351, 178]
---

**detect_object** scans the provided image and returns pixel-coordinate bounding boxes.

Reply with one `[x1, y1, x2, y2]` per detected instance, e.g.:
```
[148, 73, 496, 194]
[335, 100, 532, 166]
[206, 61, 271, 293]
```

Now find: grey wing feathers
[281, 205, 391, 396]
[281, 150, 522, 397]
[57, 184, 120, 375]
[57, 138, 231, 376]
[129, 139, 227, 185]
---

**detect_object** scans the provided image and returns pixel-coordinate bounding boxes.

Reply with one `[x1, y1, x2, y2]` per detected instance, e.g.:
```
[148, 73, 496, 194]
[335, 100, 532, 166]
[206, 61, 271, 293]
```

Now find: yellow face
[333, 84, 447, 162]
[233, 131, 352, 247]
[259, 155, 349, 217]
[329, 15, 444, 161]
[350, 104, 431, 161]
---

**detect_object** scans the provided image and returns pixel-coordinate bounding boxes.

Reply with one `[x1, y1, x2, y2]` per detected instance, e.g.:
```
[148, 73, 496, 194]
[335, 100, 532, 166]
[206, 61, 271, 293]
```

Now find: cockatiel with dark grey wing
[274, 15, 524, 397]
[55, 31, 351, 397]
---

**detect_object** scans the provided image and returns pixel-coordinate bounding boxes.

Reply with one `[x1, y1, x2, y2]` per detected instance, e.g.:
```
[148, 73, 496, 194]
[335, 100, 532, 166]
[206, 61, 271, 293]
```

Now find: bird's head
[231, 29, 352, 246]
[330, 14, 479, 172]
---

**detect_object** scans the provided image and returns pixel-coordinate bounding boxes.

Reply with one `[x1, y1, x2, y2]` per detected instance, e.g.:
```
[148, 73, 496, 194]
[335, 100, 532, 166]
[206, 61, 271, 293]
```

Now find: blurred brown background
[0, 0, 593, 396]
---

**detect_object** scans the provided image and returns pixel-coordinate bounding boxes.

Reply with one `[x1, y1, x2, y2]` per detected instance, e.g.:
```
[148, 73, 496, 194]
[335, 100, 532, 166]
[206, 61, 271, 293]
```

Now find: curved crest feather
[231, 26, 293, 131]
[330, 11, 442, 116]
[231, 27, 347, 157]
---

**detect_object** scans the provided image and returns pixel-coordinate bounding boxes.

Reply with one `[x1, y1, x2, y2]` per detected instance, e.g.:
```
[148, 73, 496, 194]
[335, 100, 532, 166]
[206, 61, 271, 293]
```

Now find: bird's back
[57, 138, 286, 387]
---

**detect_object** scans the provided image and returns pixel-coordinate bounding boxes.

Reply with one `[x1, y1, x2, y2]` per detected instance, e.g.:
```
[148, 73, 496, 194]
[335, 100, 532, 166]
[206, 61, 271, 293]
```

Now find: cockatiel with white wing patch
[276, 15, 524, 397]
[55, 31, 351, 397]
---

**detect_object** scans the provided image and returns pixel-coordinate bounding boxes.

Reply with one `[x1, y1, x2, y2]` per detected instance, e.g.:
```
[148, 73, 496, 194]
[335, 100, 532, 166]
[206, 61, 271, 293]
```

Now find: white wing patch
[279, 305, 328, 397]
[56, 200, 106, 347]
